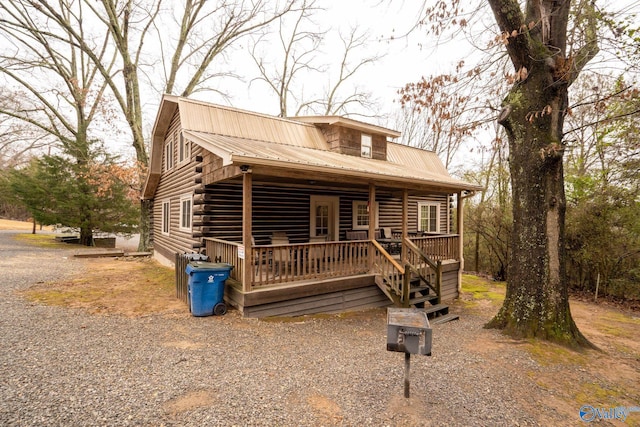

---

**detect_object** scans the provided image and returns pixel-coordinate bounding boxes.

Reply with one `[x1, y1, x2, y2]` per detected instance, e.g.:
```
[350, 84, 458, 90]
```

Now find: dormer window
[361, 134, 372, 158]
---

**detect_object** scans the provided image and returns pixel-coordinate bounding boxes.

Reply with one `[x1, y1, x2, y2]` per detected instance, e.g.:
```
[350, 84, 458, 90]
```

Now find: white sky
[186, 0, 468, 120]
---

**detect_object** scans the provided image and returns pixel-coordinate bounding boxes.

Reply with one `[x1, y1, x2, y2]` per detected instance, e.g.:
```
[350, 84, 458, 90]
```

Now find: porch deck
[202, 235, 461, 317]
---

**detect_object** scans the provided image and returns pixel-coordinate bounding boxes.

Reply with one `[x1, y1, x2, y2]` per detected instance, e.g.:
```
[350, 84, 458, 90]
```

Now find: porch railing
[410, 234, 459, 261]
[203, 234, 458, 292]
[252, 240, 370, 287]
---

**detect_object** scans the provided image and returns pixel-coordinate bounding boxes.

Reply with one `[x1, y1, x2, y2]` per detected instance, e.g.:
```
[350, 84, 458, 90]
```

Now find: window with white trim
[178, 132, 190, 164]
[418, 202, 440, 233]
[352, 200, 378, 230]
[161, 200, 170, 235]
[179, 195, 192, 231]
[361, 134, 372, 158]
[164, 140, 174, 171]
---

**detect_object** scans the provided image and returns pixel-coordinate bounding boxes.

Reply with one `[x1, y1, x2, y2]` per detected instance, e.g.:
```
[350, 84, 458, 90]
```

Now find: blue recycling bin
[186, 261, 234, 316]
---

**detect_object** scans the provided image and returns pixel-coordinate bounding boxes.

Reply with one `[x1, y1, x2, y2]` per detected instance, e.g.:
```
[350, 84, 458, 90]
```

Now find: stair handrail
[370, 240, 407, 302]
[404, 238, 442, 304]
[371, 240, 404, 271]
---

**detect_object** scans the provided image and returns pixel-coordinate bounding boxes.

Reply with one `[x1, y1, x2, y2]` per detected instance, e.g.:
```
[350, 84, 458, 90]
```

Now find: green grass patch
[573, 382, 627, 406]
[526, 339, 589, 367]
[13, 233, 73, 249]
[600, 311, 640, 325]
[461, 274, 506, 302]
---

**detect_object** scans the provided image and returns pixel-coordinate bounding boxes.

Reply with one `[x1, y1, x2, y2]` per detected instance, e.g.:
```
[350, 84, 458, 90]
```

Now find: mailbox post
[386, 308, 432, 398]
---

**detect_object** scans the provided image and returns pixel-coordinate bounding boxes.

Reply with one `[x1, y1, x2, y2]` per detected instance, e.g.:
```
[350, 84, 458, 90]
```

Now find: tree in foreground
[8, 146, 139, 246]
[481, 0, 600, 346]
[407, 0, 639, 347]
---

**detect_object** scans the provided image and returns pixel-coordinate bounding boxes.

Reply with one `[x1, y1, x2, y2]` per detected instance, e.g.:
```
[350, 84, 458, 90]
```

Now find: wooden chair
[270, 233, 291, 275]
[382, 227, 393, 239]
[308, 235, 328, 273]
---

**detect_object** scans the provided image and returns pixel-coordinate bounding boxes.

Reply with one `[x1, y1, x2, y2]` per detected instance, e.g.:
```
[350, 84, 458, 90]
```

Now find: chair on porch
[270, 233, 291, 275]
[252, 236, 269, 277]
[308, 235, 328, 273]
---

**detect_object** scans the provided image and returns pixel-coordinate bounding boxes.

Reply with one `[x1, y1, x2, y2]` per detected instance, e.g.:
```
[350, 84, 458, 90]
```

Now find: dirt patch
[22, 257, 184, 318]
[307, 393, 344, 425]
[163, 389, 217, 415]
[456, 280, 640, 426]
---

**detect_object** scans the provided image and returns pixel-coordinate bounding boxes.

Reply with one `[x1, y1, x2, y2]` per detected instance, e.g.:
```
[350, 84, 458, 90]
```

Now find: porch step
[423, 303, 449, 316]
[409, 294, 438, 306]
[430, 313, 460, 325]
[409, 284, 431, 293]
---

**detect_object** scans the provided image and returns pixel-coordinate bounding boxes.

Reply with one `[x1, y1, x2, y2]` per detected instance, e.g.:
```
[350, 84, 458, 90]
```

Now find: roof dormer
[293, 116, 400, 161]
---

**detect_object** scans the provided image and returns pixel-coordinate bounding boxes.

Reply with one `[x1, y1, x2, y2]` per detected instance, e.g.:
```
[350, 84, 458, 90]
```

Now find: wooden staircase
[407, 279, 459, 325]
[372, 238, 459, 325]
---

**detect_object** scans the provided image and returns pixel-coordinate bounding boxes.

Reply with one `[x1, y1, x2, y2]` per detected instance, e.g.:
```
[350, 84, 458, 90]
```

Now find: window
[361, 134, 372, 158]
[164, 138, 174, 171]
[315, 204, 329, 236]
[352, 200, 378, 230]
[179, 195, 192, 231]
[161, 200, 170, 235]
[418, 202, 440, 233]
[178, 132, 190, 164]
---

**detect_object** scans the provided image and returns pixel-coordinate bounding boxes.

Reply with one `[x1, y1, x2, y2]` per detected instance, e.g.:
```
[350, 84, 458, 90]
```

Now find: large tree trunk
[484, 0, 598, 348]
[484, 56, 592, 347]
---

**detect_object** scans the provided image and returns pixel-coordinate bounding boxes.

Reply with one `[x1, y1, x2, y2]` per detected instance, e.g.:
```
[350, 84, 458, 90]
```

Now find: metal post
[404, 352, 411, 398]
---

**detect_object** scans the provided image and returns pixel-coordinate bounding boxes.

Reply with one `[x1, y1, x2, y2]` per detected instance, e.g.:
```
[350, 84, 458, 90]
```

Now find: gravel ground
[0, 231, 560, 426]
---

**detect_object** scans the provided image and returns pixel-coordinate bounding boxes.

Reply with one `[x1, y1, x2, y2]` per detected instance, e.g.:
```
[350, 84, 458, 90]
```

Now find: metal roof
[143, 95, 482, 199]
[176, 97, 328, 149]
[184, 130, 478, 191]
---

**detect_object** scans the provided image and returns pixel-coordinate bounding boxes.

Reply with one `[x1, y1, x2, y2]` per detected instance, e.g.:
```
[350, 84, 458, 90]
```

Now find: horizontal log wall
[196, 182, 451, 245]
[152, 110, 204, 259]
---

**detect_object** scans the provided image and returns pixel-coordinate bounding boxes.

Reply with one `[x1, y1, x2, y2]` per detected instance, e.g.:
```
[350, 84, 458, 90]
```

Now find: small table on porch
[378, 238, 402, 255]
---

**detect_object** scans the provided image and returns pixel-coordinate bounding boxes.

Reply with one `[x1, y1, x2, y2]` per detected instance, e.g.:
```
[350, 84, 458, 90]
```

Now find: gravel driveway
[0, 231, 558, 426]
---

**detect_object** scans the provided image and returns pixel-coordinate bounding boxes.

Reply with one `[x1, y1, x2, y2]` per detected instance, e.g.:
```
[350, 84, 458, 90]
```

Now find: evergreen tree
[8, 143, 139, 245]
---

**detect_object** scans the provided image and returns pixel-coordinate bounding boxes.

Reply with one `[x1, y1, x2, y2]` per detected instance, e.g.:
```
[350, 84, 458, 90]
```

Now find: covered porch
[187, 131, 479, 316]
[205, 225, 463, 317]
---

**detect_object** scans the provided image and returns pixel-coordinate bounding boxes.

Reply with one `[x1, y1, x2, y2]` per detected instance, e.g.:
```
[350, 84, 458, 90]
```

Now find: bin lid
[186, 261, 234, 274]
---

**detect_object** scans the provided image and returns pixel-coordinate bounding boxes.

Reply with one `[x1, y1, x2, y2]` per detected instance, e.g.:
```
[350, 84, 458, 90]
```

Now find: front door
[310, 196, 339, 241]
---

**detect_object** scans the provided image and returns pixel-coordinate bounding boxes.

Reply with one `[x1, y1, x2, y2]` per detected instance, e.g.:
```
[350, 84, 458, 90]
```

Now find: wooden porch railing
[203, 234, 457, 293]
[204, 238, 244, 284]
[409, 234, 459, 261]
[405, 238, 442, 305]
[371, 240, 406, 304]
[251, 240, 370, 287]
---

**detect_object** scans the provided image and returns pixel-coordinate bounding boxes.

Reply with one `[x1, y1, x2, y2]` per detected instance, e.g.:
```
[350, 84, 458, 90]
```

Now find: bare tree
[479, 0, 601, 346]
[406, 0, 639, 346]
[249, 5, 383, 119]
[0, 0, 117, 244]
[21, 0, 302, 250]
[249, 0, 325, 117]
[397, 64, 497, 168]
[311, 28, 383, 117]
[0, 99, 51, 168]
[159, 0, 302, 97]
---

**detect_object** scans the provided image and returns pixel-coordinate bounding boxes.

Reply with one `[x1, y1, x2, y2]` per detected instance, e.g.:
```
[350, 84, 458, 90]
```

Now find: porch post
[457, 191, 464, 293]
[242, 170, 252, 293]
[401, 189, 408, 263]
[369, 184, 376, 269]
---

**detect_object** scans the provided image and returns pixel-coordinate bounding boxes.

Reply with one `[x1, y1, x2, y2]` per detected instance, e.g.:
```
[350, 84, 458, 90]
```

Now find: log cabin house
[142, 95, 482, 318]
